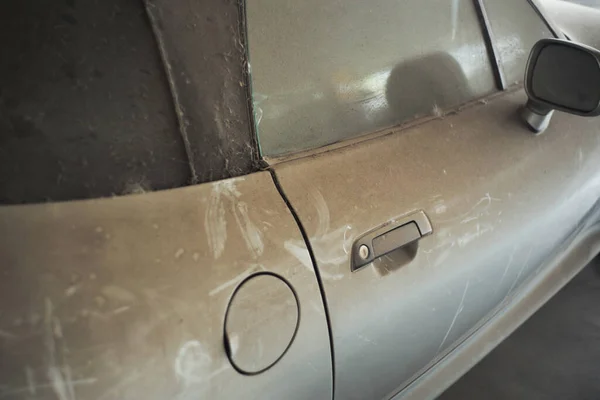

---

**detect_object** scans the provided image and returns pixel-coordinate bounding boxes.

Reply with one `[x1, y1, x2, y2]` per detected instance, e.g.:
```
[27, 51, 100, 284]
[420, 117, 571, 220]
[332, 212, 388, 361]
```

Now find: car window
[483, 0, 554, 86]
[247, 0, 497, 157]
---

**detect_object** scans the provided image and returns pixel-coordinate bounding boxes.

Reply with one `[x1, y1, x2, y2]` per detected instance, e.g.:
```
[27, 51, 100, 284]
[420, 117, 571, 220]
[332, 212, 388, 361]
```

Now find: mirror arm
[521, 99, 554, 134]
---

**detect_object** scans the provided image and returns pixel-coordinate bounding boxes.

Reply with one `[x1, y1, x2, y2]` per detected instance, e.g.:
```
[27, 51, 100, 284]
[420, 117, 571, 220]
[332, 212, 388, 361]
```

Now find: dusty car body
[1, 0, 600, 399]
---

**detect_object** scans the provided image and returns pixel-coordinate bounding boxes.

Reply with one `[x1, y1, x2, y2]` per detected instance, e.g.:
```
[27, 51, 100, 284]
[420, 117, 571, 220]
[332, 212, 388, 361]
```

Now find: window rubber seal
[473, 0, 507, 90]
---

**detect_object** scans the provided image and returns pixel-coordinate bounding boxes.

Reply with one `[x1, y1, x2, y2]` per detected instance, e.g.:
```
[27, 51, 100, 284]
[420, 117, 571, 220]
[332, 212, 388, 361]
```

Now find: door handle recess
[351, 210, 433, 271]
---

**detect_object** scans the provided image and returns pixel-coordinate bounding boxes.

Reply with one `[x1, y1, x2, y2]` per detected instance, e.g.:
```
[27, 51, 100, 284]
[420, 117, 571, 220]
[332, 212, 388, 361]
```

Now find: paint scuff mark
[25, 366, 36, 395]
[53, 317, 63, 338]
[174, 340, 227, 390]
[101, 285, 136, 303]
[432, 103, 443, 118]
[342, 225, 353, 255]
[48, 366, 71, 400]
[460, 215, 478, 224]
[423, 228, 455, 257]
[311, 189, 330, 238]
[432, 246, 455, 267]
[287, 188, 349, 275]
[228, 333, 239, 357]
[357, 334, 378, 345]
[456, 223, 494, 247]
[175, 340, 212, 385]
[506, 248, 533, 297]
[0, 377, 97, 399]
[209, 264, 265, 296]
[42, 298, 96, 400]
[232, 202, 264, 258]
[438, 280, 470, 353]
[205, 182, 230, 260]
[439, 192, 501, 224]
[112, 306, 131, 315]
[280, 187, 353, 278]
[284, 241, 344, 280]
[434, 201, 447, 215]
[310, 301, 326, 317]
[495, 246, 517, 297]
[64, 285, 78, 297]
[204, 179, 264, 260]
[0, 329, 17, 339]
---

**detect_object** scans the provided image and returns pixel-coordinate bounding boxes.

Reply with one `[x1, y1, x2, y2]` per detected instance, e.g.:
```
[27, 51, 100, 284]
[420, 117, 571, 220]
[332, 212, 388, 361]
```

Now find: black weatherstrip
[473, 0, 507, 90]
[270, 170, 336, 400]
[144, 0, 260, 185]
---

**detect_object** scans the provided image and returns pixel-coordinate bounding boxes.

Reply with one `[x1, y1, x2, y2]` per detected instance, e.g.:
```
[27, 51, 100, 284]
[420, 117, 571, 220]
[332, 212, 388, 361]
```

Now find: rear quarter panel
[0, 173, 332, 400]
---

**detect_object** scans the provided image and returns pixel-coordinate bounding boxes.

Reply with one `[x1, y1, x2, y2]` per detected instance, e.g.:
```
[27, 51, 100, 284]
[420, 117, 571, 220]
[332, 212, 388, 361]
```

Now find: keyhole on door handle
[351, 210, 433, 272]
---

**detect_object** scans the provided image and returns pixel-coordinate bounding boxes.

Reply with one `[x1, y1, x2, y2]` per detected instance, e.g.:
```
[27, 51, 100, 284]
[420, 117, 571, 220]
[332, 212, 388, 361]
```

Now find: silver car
[1, 0, 600, 399]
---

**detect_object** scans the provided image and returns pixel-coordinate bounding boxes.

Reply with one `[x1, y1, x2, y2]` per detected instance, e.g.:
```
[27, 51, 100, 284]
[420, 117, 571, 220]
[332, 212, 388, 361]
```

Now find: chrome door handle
[351, 210, 433, 271]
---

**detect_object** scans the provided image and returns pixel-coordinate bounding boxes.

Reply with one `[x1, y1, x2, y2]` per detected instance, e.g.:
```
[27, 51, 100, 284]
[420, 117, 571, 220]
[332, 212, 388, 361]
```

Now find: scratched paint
[174, 340, 213, 386]
[204, 179, 264, 260]
[208, 264, 266, 296]
[284, 240, 344, 280]
[282, 189, 348, 279]
[456, 223, 495, 247]
[0, 171, 333, 399]
[40, 299, 97, 400]
[437, 280, 470, 354]
[204, 181, 231, 259]
[100, 286, 137, 303]
[232, 201, 264, 258]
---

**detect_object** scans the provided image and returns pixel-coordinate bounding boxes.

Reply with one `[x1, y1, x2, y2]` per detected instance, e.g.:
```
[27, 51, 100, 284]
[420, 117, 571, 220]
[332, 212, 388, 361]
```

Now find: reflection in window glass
[483, 0, 554, 86]
[247, 0, 496, 156]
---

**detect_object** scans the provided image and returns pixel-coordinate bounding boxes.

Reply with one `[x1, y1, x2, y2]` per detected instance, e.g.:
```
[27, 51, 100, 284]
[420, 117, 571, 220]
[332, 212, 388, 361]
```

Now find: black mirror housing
[522, 38, 600, 134]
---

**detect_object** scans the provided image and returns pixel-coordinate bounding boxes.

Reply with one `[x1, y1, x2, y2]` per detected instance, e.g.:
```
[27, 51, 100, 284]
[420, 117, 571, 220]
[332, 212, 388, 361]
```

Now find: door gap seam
[269, 169, 336, 400]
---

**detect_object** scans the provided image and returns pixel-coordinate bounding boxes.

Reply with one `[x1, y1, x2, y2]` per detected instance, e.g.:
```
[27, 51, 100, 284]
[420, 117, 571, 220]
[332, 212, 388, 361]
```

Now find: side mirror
[522, 38, 600, 134]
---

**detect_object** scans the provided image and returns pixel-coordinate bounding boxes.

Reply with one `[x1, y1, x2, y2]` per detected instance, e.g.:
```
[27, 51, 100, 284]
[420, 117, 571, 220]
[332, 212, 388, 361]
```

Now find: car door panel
[0, 172, 332, 399]
[401, 219, 600, 400]
[273, 90, 600, 399]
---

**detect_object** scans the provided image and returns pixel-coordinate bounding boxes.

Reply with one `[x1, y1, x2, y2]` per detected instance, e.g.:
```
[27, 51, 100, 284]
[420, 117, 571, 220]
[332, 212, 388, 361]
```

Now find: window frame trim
[473, 0, 507, 90]
[474, 0, 563, 92]
[262, 88, 521, 166]
[145, 0, 262, 185]
[527, 0, 565, 39]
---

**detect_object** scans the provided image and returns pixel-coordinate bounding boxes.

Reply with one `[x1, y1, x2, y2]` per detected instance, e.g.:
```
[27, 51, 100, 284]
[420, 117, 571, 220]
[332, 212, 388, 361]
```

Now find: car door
[247, 0, 600, 399]
[0, 0, 332, 398]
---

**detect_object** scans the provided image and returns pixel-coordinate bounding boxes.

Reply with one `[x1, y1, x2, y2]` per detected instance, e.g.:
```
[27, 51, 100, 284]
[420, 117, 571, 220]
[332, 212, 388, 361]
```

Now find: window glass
[247, 0, 496, 156]
[483, 0, 554, 86]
